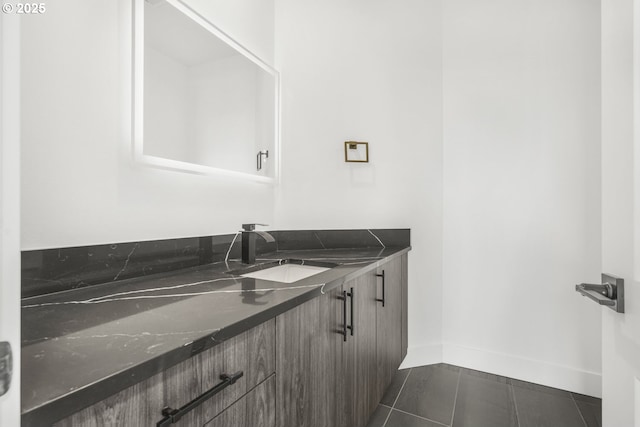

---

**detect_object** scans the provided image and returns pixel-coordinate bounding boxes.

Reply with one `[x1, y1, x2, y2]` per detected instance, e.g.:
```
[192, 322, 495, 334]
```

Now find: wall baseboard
[400, 343, 443, 369]
[400, 342, 601, 398]
[442, 342, 602, 398]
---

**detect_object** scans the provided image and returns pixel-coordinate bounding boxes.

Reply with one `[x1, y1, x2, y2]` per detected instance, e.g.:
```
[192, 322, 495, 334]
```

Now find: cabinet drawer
[205, 375, 275, 427]
[54, 319, 275, 427]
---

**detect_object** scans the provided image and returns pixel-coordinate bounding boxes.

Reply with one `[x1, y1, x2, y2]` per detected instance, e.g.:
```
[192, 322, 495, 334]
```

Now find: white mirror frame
[132, 0, 280, 183]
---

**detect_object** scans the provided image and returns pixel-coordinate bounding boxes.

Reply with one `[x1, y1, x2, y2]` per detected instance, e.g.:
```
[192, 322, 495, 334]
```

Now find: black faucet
[241, 224, 275, 264]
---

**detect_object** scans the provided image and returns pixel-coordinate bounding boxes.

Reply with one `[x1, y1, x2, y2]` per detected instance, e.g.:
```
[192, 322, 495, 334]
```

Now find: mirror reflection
[138, 0, 278, 180]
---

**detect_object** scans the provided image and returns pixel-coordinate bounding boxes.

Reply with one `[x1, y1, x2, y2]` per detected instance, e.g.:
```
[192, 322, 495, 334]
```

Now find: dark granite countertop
[21, 245, 410, 425]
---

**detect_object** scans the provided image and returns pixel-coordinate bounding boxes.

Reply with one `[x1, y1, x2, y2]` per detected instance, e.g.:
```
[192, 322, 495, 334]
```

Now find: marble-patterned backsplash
[271, 229, 410, 250]
[21, 229, 410, 298]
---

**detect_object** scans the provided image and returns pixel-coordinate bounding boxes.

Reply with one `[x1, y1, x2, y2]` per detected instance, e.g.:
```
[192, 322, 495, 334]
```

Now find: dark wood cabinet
[375, 256, 403, 398]
[339, 273, 379, 427]
[275, 286, 344, 427]
[276, 255, 407, 427]
[205, 375, 275, 427]
[54, 320, 275, 427]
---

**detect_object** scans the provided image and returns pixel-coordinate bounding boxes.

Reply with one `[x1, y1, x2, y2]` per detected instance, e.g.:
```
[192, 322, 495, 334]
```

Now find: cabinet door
[375, 257, 403, 398]
[205, 375, 275, 427]
[275, 287, 344, 427]
[340, 273, 378, 427]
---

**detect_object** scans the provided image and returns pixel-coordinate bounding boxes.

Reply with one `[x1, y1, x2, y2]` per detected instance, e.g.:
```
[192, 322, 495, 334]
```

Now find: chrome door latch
[576, 273, 625, 313]
[0, 341, 12, 397]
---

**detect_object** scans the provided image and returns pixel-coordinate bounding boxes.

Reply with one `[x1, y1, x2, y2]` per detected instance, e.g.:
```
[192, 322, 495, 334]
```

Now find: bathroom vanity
[21, 230, 410, 426]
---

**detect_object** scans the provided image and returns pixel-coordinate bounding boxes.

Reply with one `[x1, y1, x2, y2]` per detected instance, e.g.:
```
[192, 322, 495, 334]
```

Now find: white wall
[442, 0, 602, 396]
[273, 0, 445, 362]
[21, 0, 276, 250]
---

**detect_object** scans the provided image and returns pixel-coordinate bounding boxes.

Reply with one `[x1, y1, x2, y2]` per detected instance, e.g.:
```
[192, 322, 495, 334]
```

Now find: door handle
[575, 273, 625, 313]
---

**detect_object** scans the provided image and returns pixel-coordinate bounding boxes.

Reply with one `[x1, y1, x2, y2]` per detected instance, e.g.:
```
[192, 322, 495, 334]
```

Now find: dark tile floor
[366, 364, 602, 427]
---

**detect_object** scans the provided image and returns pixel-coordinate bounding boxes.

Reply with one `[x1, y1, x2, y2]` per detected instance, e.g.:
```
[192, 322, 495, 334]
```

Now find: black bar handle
[157, 371, 244, 426]
[347, 287, 354, 336]
[376, 270, 385, 307]
[340, 290, 348, 342]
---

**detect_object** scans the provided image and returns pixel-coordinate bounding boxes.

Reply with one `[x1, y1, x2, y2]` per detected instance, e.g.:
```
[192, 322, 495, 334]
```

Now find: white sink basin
[240, 264, 330, 283]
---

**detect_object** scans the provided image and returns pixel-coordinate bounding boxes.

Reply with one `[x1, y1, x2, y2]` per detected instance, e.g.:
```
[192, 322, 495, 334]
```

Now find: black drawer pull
[156, 371, 244, 426]
[376, 270, 385, 307]
[340, 290, 348, 342]
[347, 287, 354, 336]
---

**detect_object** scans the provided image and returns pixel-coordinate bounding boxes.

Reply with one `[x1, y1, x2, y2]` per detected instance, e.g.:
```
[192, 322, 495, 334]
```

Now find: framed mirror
[133, 0, 279, 182]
